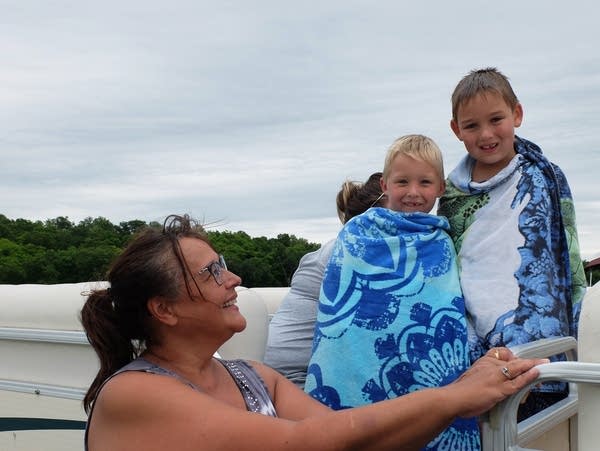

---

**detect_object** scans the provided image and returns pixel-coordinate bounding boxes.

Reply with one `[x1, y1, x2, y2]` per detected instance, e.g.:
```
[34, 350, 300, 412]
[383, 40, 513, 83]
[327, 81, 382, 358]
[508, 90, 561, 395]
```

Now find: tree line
[1, 214, 598, 287]
[0, 215, 320, 287]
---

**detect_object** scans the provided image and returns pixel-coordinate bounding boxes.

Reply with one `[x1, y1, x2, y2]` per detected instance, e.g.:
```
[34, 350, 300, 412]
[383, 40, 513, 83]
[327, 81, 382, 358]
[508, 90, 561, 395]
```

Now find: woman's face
[173, 237, 246, 336]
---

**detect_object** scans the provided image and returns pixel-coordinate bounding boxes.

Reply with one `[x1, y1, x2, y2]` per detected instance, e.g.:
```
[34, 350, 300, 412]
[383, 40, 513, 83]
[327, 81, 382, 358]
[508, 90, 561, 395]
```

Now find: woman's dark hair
[80, 214, 209, 413]
[336, 172, 384, 224]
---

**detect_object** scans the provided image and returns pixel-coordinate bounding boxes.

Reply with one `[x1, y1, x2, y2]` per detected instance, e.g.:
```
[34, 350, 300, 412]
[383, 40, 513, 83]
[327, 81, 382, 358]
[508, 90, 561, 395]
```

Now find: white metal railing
[0, 379, 85, 400]
[0, 327, 88, 344]
[483, 361, 600, 450]
[481, 336, 600, 450]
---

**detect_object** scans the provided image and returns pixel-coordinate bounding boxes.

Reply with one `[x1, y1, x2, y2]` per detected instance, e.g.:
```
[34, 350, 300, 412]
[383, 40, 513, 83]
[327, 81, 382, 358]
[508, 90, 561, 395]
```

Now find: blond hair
[382, 134, 444, 181]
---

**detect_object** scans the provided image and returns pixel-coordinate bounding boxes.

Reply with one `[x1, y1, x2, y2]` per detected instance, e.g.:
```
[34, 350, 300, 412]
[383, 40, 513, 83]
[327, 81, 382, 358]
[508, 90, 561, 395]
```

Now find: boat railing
[481, 337, 580, 450]
[485, 361, 600, 451]
[482, 283, 600, 451]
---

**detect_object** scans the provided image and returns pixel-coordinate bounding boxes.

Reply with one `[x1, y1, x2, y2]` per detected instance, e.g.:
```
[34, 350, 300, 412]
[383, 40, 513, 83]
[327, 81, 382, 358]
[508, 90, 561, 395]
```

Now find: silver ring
[501, 366, 512, 379]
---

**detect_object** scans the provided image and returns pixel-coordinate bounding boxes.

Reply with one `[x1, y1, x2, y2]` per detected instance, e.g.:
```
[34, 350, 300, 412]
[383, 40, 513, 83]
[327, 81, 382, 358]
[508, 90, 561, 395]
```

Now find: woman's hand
[449, 347, 548, 418]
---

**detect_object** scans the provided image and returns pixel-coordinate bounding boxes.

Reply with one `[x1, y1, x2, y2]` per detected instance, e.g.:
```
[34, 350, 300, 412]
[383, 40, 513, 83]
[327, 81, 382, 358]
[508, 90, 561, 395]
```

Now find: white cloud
[1, 0, 599, 260]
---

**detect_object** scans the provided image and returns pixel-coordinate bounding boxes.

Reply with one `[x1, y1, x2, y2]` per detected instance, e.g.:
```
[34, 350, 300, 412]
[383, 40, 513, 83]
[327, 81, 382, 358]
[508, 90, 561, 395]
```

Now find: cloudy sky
[2, 1, 599, 260]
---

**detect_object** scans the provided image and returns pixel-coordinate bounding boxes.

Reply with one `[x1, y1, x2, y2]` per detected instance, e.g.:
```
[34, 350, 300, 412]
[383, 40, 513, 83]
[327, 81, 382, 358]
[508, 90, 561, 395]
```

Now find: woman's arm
[87, 351, 544, 451]
[254, 361, 332, 420]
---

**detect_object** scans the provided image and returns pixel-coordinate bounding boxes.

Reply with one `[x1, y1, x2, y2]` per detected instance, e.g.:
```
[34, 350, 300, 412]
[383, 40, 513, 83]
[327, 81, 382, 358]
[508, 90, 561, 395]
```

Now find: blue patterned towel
[305, 207, 480, 451]
[438, 136, 587, 373]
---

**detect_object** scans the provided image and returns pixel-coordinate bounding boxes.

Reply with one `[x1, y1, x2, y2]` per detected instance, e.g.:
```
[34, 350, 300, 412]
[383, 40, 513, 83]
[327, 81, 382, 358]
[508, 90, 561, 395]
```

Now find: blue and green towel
[305, 207, 480, 451]
[438, 136, 587, 369]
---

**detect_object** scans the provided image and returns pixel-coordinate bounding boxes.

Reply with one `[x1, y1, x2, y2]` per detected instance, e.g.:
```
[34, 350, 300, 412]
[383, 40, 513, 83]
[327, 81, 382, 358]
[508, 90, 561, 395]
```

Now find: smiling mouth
[480, 143, 498, 151]
[222, 299, 237, 308]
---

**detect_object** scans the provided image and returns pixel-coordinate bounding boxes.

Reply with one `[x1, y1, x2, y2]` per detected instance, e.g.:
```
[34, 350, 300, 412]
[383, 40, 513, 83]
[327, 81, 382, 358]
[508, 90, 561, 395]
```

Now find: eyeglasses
[198, 254, 228, 286]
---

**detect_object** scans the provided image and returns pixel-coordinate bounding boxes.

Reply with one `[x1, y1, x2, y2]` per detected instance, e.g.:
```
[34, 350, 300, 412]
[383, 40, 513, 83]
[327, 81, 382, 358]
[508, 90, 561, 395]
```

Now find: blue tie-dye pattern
[441, 137, 583, 394]
[480, 139, 577, 361]
[305, 208, 480, 450]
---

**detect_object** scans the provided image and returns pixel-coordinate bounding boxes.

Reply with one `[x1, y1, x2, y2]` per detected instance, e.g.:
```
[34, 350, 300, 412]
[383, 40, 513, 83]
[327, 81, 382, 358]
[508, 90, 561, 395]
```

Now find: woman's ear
[147, 297, 178, 326]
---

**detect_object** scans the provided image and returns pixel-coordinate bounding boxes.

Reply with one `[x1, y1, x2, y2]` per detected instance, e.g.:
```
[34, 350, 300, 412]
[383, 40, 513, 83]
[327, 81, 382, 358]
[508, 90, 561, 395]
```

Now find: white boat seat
[216, 286, 270, 362]
[245, 287, 290, 320]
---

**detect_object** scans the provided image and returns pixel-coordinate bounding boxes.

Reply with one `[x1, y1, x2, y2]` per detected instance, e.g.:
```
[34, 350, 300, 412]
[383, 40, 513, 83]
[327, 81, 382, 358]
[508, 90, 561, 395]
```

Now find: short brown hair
[451, 67, 519, 120]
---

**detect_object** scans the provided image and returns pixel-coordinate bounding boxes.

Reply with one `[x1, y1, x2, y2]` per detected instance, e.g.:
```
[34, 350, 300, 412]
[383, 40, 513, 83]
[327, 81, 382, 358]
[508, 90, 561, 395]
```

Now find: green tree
[118, 220, 148, 243]
[0, 214, 15, 241]
[0, 215, 320, 286]
[206, 230, 319, 287]
[0, 238, 28, 283]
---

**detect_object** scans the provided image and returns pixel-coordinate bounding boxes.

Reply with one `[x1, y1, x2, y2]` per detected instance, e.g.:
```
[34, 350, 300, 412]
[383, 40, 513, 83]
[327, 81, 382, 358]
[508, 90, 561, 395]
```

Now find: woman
[81, 214, 545, 451]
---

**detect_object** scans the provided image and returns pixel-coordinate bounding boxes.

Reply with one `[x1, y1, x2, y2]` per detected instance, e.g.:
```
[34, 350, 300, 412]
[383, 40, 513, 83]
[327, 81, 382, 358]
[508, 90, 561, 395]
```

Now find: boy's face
[381, 154, 445, 214]
[450, 92, 523, 177]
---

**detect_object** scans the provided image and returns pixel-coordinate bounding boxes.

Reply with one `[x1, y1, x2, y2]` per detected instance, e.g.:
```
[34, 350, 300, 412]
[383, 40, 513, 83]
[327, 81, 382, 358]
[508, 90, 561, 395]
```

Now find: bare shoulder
[236, 359, 293, 402]
[94, 370, 201, 420]
[87, 368, 306, 451]
[89, 370, 257, 450]
[241, 359, 284, 388]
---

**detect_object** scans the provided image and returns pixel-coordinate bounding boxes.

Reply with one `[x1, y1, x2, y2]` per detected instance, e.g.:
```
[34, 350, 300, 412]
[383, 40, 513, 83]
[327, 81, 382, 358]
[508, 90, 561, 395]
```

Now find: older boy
[439, 67, 586, 419]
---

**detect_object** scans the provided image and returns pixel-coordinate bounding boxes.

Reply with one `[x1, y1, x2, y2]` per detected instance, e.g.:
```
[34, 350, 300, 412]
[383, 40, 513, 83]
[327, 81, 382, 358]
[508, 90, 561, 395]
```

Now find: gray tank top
[84, 358, 277, 450]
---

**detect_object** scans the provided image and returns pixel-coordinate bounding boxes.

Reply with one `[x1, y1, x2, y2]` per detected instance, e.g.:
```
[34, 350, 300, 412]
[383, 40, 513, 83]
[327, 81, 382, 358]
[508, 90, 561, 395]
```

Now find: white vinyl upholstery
[0, 282, 287, 450]
[245, 287, 290, 318]
[0, 283, 287, 395]
[217, 287, 271, 362]
[0, 281, 107, 330]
